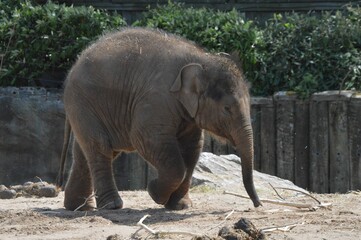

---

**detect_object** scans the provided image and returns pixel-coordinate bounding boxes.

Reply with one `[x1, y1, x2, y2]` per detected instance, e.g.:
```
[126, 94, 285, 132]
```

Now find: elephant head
[170, 56, 261, 207]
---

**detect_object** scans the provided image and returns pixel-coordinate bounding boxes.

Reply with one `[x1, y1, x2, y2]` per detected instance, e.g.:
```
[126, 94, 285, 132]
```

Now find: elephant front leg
[142, 142, 187, 206]
[165, 128, 203, 210]
[64, 140, 96, 211]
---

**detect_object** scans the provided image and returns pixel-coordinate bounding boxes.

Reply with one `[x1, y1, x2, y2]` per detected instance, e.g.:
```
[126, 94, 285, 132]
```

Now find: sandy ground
[0, 188, 360, 240]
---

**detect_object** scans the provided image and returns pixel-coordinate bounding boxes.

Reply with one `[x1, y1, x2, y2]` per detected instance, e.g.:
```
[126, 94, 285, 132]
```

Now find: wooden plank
[126, 153, 148, 190]
[202, 131, 213, 153]
[113, 152, 147, 190]
[348, 94, 361, 190]
[260, 98, 276, 175]
[212, 137, 228, 155]
[251, 104, 261, 171]
[329, 99, 350, 193]
[112, 153, 129, 190]
[309, 98, 329, 193]
[294, 100, 310, 189]
[275, 93, 296, 182]
[227, 143, 237, 155]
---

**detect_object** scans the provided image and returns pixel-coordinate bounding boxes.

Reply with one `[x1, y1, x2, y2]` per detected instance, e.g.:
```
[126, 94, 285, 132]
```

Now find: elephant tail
[56, 116, 71, 189]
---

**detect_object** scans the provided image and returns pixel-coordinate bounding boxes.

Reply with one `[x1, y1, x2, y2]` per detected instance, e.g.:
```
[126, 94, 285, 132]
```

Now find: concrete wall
[0, 87, 65, 185]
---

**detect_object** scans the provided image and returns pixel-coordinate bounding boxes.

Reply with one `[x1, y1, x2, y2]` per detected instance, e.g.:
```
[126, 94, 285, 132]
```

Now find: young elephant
[57, 28, 261, 211]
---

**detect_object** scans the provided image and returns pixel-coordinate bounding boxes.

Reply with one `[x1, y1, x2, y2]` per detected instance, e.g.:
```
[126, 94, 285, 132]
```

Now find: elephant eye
[224, 105, 232, 116]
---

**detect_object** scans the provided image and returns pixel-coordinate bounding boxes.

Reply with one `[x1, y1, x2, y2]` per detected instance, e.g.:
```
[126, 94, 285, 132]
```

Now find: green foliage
[134, 2, 360, 97]
[253, 8, 361, 97]
[0, 1, 126, 86]
[1, 1, 360, 97]
[0, 0, 24, 18]
[134, 2, 260, 78]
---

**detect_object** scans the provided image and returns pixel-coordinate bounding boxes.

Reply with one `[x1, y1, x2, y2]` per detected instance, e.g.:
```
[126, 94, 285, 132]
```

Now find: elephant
[57, 27, 261, 211]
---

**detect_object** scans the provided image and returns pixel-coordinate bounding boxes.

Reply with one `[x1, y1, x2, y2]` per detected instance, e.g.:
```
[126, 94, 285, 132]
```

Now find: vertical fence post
[294, 99, 310, 189]
[202, 131, 213, 153]
[212, 138, 229, 155]
[309, 93, 330, 193]
[251, 99, 262, 171]
[259, 97, 276, 175]
[349, 93, 361, 190]
[309, 91, 354, 193]
[328, 92, 352, 193]
[113, 152, 148, 190]
[252, 97, 275, 173]
[274, 92, 296, 182]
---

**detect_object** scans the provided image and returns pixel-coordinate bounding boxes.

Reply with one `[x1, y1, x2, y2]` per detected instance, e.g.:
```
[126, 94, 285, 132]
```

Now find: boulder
[192, 152, 307, 198]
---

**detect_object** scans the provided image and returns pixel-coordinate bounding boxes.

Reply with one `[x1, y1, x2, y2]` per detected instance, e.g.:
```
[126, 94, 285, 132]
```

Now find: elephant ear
[170, 63, 204, 118]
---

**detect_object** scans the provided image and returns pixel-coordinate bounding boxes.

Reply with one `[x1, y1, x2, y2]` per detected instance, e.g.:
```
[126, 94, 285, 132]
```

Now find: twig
[208, 209, 235, 231]
[74, 193, 96, 212]
[223, 190, 331, 209]
[96, 201, 114, 210]
[269, 183, 285, 200]
[0, 25, 15, 73]
[339, 69, 352, 94]
[261, 222, 305, 233]
[39, 211, 61, 214]
[274, 187, 321, 205]
[136, 214, 201, 237]
[35, 176, 45, 185]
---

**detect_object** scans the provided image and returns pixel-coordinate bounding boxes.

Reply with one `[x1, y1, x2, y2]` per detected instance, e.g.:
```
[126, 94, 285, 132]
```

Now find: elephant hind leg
[64, 139, 96, 211]
[81, 146, 123, 210]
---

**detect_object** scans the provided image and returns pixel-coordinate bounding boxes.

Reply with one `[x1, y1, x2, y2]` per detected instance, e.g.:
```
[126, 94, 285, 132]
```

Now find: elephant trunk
[233, 123, 262, 207]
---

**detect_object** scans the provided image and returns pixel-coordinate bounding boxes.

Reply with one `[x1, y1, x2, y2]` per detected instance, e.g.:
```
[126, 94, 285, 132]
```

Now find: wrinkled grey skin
[57, 28, 261, 211]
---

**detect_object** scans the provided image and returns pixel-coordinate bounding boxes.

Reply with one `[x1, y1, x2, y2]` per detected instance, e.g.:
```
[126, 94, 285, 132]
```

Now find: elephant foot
[165, 193, 192, 210]
[96, 191, 123, 210]
[64, 194, 96, 211]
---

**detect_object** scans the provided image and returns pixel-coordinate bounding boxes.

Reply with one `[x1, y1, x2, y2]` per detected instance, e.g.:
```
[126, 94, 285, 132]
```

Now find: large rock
[193, 152, 306, 198]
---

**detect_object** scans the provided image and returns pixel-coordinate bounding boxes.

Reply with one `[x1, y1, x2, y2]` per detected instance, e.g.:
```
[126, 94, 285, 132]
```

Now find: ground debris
[0, 188, 16, 199]
[106, 234, 122, 240]
[192, 218, 266, 240]
[0, 180, 59, 199]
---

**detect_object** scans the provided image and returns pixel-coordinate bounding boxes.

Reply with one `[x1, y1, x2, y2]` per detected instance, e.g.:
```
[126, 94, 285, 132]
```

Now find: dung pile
[193, 218, 266, 240]
[0, 181, 59, 199]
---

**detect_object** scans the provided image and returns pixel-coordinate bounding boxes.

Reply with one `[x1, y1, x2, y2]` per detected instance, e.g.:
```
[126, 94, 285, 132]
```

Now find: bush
[0, 0, 24, 18]
[1, 1, 360, 97]
[0, 1, 126, 86]
[134, 2, 260, 78]
[253, 8, 361, 97]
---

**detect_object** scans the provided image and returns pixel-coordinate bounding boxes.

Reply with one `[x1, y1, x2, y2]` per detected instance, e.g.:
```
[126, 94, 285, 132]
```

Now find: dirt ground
[0, 188, 360, 240]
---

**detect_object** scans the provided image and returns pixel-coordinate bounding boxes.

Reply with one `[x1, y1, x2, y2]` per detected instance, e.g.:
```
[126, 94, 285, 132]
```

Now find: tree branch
[136, 214, 201, 238]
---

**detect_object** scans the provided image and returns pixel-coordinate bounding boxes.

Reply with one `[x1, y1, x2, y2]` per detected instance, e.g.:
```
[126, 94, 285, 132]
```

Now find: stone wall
[0, 87, 65, 185]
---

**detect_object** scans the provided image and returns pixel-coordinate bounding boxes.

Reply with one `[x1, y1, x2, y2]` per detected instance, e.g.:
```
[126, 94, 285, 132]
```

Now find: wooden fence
[0, 88, 360, 193]
[250, 91, 361, 193]
[113, 91, 361, 193]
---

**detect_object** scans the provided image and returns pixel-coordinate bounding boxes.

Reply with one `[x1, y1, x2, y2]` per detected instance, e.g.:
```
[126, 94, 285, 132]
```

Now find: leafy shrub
[253, 8, 361, 97]
[0, 1, 126, 86]
[1, 1, 360, 97]
[0, 0, 24, 18]
[134, 2, 260, 78]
